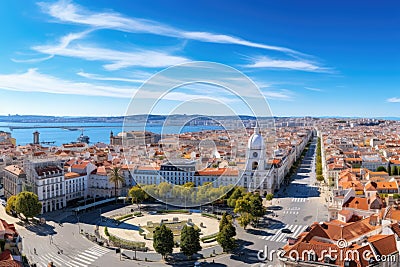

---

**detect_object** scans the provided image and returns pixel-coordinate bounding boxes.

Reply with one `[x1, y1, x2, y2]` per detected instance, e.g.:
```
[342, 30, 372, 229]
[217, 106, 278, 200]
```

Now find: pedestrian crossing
[283, 210, 299, 215]
[291, 198, 307, 202]
[35, 245, 110, 267]
[258, 224, 309, 243]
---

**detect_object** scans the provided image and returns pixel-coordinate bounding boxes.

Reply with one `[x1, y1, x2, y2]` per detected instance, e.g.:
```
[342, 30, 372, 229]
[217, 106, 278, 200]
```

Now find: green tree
[183, 182, 195, 188]
[227, 187, 244, 208]
[249, 193, 266, 227]
[153, 224, 174, 259]
[376, 166, 387, 172]
[234, 195, 253, 229]
[265, 193, 274, 202]
[108, 167, 124, 202]
[6, 195, 17, 215]
[219, 212, 229, 232]
[217, 222, 236, 252]
[14, 192, 42, 220]
[129, 185, 146, 212]
[316, 175, 325, 182]
[180, 225, 201, 259]
[393, 167, 399, 176]
[158, 182, 172, 206]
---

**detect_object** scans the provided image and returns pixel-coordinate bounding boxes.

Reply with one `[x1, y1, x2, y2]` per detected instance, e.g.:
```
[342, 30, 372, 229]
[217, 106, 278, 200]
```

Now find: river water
[0, 122, 222, 146]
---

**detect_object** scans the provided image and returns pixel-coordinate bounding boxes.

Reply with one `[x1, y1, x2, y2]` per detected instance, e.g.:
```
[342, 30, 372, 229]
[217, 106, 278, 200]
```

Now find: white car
[0, 199, 6, 206]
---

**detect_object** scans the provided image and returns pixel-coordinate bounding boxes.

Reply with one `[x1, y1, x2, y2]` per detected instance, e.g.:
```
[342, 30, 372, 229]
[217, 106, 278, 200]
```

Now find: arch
[252, 161, 259, 170]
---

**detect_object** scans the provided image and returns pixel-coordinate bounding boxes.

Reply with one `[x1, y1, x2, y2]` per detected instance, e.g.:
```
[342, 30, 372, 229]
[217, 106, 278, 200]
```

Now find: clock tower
[246, 124, 266, 171]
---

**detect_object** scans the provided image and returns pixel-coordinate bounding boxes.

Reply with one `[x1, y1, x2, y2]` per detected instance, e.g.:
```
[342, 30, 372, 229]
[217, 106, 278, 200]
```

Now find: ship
[77, 130, 90, 144]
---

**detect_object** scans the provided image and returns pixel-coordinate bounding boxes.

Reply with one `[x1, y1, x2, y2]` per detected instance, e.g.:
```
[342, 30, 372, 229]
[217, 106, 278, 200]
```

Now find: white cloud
[0, 68, 135, 98]
[387, 97, 400, 103]
[33, 40, 189, 70]
[77, 71, 145, 83]
[304, 87, 323, 92]
[262, 89, 294, 101]
[38, 0, 304, 56]
[0, 69, 238, 103]
[244, 56, 329, 72]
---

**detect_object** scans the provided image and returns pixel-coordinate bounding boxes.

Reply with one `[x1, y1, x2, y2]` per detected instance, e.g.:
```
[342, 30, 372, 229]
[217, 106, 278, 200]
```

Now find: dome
[247, 132, 265, 150]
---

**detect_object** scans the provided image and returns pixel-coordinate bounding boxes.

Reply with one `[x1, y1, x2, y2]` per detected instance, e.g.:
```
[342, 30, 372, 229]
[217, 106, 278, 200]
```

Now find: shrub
[201, 213, 218, 219]
[116, 214, 133, 221]
[0, 239, 5, 251]
[104, 226, 110, 237]
[200, 233, 218, 243]
[157, 209, 189, 214]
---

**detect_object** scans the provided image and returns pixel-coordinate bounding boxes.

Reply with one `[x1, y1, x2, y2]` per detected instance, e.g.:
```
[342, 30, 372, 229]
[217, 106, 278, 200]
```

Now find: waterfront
[0, 122, 222, 146]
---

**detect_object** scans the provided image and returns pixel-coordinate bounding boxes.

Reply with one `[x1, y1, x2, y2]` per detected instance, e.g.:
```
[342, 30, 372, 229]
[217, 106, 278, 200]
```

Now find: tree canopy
[265, 193, 274, 201]
[129, 185, 146, 211]
[234, 192, 265, 229]
[153, 224, 174, 259]
[180, 225, 201, 258]
[217, 214, 236, 252]
[5, 195, 17, 215]
[14, 191, 42, 219]
[108, 167, 124, 201]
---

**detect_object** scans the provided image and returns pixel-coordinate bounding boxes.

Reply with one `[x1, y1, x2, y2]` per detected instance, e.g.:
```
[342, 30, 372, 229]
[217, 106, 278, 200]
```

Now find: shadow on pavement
[18, 221, 57, 236]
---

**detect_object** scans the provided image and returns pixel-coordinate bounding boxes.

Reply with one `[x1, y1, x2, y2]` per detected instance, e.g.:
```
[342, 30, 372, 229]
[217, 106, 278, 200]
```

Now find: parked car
[0, 199, 6, 206]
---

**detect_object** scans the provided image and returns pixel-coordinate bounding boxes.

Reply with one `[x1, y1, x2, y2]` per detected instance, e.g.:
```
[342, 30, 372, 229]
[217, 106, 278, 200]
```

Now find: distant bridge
[6, 125, 118, 130]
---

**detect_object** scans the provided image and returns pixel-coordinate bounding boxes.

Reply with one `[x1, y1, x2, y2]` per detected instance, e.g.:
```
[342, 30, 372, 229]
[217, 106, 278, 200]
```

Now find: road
[2, 136, 328, 267]
[196, 135, 329, 267]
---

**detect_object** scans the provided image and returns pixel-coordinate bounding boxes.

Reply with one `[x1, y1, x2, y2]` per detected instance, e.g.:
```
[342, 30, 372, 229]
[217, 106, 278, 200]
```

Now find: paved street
[197, 136, 329, 267]
[1, 136, 328, 267]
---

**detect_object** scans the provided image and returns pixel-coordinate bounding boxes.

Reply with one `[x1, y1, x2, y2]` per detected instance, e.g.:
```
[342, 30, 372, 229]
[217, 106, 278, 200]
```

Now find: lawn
[142, 219, 199, 243]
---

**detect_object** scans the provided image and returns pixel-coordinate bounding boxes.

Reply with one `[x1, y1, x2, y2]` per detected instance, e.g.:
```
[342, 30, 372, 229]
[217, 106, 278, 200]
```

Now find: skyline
[0, 1, 399, 117]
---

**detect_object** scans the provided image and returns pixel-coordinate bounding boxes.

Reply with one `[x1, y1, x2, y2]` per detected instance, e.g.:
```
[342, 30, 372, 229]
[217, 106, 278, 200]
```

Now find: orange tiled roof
[196, 168, 238, 176]
[376, 181, 398, 190]
[343, 197, 369, 210]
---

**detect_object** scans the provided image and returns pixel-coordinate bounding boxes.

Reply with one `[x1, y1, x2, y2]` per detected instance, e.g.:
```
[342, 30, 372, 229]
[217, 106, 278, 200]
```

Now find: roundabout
[100, 212, 220, 252]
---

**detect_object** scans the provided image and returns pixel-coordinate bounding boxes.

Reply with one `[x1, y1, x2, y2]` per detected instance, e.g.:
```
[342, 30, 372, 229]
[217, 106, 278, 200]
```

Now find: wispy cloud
[387, 97, 400, 103]
[77, 71, 145, 83]
[304, 87, 323, 92]
[0, 68, 135, 98]
[38, 0, 305, 56]
[244, 56, 330, 73]
[0, 69, 239, 103]
[33, 36, 189, 70]
[262, 89, 294, 101]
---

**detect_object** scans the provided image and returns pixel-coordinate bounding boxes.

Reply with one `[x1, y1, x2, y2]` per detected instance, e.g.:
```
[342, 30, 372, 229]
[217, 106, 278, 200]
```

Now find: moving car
[281, 228, 292, 234]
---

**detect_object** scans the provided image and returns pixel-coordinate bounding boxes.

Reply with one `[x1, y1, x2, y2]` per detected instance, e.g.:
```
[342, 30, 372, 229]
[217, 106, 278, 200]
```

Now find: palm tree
[109, 167, 124, 203]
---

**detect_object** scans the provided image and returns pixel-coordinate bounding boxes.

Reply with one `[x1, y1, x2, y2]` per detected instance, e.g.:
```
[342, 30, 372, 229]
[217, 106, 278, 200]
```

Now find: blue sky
[0, 0, 399, 117]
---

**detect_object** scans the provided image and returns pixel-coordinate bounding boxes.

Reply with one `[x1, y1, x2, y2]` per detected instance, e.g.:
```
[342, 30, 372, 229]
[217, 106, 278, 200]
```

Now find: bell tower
[246, 123, 266, 171]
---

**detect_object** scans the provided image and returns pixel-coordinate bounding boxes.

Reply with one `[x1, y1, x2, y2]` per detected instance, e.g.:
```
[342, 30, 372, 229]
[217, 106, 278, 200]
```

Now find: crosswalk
[35, 245, 110, 267]
[283, 210, 299, 215]
[258, 224, 309, 243]
[291, 198, 307, 202]
[282, 207, 300, 215]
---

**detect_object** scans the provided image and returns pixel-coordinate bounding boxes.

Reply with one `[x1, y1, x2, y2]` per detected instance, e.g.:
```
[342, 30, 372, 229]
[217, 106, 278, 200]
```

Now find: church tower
[110, 131, 114, 145]
[239, 122, 273, 194]
[246, 124, 266, 171]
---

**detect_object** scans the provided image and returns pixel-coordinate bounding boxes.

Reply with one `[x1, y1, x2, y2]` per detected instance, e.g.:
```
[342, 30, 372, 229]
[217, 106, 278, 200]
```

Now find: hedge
[200, 233, 218, 243]
[201, 213, 218, 219]
[116, 214, 133, 221]
[157, 209, 189, 214]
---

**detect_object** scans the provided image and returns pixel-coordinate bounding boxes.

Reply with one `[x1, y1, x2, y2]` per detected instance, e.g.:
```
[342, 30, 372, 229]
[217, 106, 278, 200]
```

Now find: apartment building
[3, 165, 25, 199]
[24, 159, 66, 213]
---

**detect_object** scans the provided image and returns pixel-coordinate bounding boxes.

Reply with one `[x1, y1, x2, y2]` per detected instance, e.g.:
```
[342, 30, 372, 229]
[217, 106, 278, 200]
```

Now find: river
[0, 122, 222, 146]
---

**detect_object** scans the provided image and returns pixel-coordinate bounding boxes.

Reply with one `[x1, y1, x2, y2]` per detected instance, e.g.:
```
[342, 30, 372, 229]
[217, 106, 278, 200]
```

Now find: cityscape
[1, 1, 400, 267]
